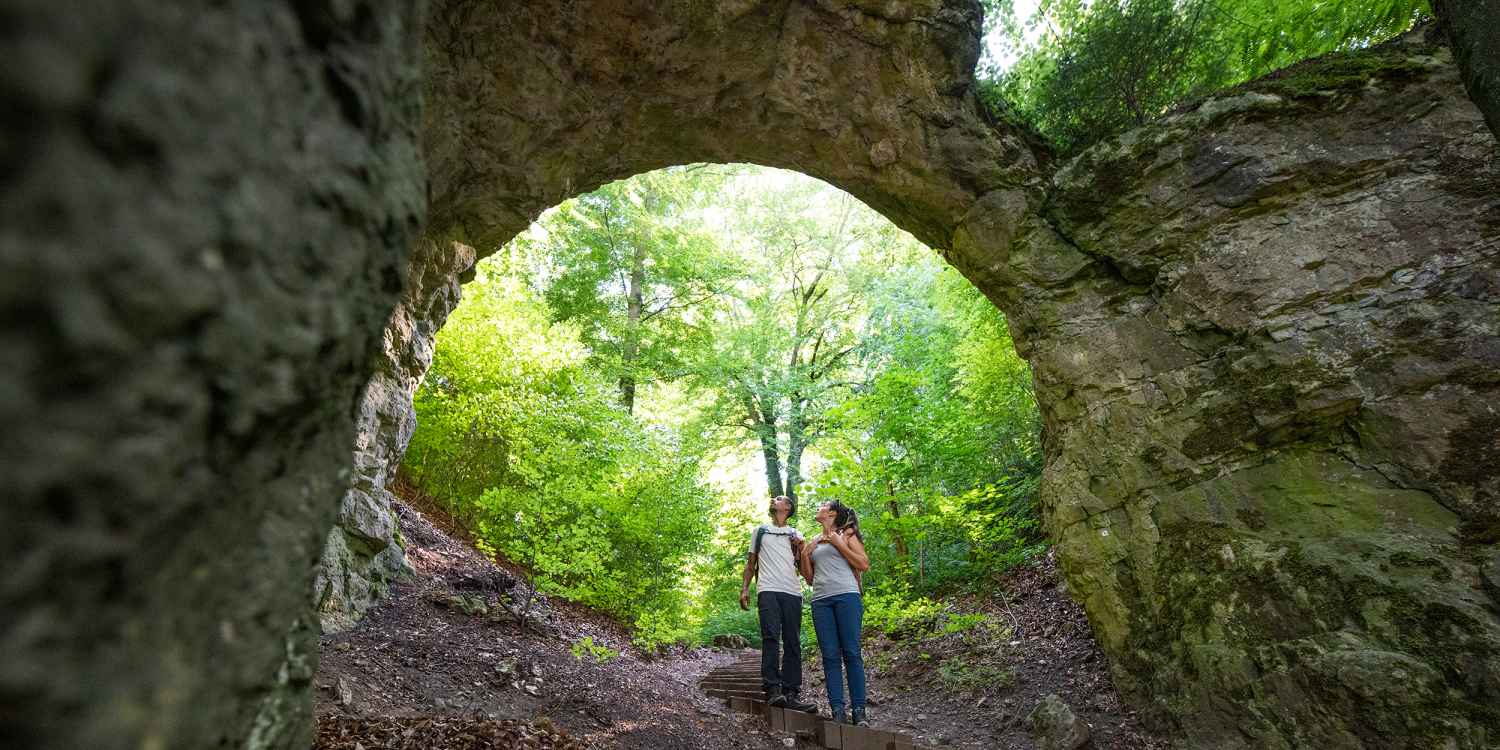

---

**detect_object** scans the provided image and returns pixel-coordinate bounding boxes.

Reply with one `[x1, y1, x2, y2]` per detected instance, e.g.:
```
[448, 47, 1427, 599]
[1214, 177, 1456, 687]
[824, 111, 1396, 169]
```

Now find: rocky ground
[836, 553, 1167, 749]
[314, 494, 1166, 749]
[315, 497, 786, 749]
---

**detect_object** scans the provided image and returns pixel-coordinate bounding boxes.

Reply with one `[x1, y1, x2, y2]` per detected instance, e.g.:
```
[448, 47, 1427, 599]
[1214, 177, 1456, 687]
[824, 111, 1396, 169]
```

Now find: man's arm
[739, 552, 758, 610]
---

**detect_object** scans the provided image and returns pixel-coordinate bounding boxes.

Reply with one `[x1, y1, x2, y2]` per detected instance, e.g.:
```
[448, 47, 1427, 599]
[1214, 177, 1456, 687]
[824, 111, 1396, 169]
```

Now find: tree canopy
[402, 166, 1045, 648]
[983, 0, 1432, 151]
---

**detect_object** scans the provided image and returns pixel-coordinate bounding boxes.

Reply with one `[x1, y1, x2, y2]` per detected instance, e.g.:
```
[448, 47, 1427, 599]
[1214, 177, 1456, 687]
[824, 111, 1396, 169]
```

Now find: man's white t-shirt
[749, 523, 804, 597]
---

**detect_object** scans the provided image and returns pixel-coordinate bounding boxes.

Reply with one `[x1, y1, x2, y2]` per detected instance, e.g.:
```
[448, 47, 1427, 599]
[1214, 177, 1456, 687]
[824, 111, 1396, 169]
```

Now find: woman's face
[816, 503, 835, 526]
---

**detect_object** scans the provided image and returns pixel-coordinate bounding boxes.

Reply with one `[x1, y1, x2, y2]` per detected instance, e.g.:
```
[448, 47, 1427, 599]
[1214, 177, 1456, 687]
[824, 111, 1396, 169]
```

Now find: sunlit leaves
[404, 267, 715, 646]
[803, 267, 1045, 595]
[406, 165, 1049, 649]
[987, 0, 1431, 150]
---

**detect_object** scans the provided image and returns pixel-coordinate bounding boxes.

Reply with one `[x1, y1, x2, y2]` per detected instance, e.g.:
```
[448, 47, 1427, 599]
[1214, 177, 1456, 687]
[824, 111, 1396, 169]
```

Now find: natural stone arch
[377, 4, 1500, 748]
[421, 0, 1044, 264]
[4, 2, 1497, 750]
[315, 0, 1053, 636]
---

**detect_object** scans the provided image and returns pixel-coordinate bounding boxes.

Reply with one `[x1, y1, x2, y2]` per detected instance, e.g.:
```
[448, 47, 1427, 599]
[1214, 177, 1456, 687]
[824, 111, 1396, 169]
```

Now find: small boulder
[443, 594, 488, 616]
[1028, 693, 1090, 750]
[712, 633, 751, 649]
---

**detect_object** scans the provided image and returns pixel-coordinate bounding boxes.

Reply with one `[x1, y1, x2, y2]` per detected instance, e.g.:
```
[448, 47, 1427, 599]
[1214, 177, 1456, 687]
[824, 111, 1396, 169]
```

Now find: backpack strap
[752, 526, 803, 579]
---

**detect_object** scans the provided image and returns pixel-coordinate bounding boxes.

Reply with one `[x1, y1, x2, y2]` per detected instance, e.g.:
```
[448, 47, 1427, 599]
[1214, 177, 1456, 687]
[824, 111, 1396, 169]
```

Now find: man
[739, 495, 818, 713]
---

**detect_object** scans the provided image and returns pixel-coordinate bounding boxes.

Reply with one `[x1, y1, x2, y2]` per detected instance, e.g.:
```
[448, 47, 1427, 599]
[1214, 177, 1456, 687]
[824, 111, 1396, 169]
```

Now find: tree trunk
[743, 391, 785, 498]
[620, 246, 644, 413]
[785, 396, 807, 503]
[886, 481, 909, 566]
[1432, 0, 1500, 141]
[758, 424, 785, 499]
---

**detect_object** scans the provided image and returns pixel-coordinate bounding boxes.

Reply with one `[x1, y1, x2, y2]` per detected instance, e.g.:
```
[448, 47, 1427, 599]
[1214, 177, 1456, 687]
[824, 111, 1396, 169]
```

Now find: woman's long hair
[827, 501, 863, 542]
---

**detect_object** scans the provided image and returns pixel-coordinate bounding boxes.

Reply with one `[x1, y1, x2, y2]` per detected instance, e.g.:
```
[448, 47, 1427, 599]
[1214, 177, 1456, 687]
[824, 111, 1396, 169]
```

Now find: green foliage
[698, 605, 763, 646]
[570, 636, 620, 664]
[804, 266, 1044, 596]
[407, 164, 1047, 653]
[404, 266, 715, 649]
[938, 656, 1015, 691]
[864, 592, 950, 638]
[516, 167, 741, 413]
[864, 591, 1002, 641]
[684, 176, 926, 501]
[987, 0, 1431, 151]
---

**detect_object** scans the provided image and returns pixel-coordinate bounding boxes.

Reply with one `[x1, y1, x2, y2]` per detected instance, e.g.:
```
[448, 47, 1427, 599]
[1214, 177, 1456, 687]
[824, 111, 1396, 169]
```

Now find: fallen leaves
[315, 716, 589, 750]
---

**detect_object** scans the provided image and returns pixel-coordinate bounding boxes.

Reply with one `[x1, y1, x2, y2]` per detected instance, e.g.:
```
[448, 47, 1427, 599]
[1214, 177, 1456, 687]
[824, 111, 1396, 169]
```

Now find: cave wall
[401, 4, 1500, 746]
[0, 1, 426, 748]
[314, 237, 474, 634]
[5, 0, 1496, 748]
[997, 27, 1500, 747]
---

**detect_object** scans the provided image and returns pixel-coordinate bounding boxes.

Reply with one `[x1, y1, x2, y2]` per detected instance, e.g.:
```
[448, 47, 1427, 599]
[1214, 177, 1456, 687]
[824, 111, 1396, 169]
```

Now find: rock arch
[3, 2, 1496, 750]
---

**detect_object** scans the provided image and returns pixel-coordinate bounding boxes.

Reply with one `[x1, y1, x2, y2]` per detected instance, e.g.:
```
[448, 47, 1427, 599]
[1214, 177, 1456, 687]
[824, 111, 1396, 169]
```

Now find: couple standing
[739, 495, 871, 726]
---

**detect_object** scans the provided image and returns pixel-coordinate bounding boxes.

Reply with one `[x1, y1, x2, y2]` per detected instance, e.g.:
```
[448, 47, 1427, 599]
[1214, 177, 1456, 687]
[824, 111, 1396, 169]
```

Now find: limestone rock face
[421, 0, 1044, 251]
[8, 1, 1499, 749]
[1000, 28, 1500, 747]
[1433, 0, 1500, 138]
[409, 7, 1500, 749]
[315, 237, 475, 633]
[0, 1, 426, 748]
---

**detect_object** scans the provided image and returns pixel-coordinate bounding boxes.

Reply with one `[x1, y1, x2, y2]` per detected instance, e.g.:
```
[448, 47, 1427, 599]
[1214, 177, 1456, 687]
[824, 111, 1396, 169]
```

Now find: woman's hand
[826, 527, 871, 572]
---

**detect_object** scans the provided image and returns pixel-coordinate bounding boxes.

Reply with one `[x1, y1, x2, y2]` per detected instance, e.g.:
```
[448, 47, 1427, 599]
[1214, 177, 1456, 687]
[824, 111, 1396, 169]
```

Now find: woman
[799, 500, 871, 726]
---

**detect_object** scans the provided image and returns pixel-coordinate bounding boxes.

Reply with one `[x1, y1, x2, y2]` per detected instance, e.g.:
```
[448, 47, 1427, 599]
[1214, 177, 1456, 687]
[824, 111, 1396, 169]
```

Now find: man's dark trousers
[757, 591, 803, 695]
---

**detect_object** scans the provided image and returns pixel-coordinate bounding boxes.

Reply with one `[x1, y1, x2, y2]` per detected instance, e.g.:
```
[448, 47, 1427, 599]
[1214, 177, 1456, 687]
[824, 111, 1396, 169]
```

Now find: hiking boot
[829, 705, 847, 724]
[765, 687, 787, 708]
[851, 706, 869, 727]
[782, 690, 817, 714]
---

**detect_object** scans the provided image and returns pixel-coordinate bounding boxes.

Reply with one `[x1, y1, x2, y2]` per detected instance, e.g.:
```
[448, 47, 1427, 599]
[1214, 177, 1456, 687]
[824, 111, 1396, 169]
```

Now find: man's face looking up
[772, 498, 791, 523]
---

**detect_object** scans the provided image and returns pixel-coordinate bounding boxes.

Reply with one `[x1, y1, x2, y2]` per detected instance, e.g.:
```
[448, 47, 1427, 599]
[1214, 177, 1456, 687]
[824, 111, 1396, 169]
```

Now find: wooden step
[714, 684, 932, 750]
[699, 679, 762, 691]
[706, 688, 764, 700]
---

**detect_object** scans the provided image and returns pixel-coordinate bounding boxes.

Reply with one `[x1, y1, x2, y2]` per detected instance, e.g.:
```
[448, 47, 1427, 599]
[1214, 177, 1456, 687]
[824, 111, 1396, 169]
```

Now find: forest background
[401, 0, 1433, 650]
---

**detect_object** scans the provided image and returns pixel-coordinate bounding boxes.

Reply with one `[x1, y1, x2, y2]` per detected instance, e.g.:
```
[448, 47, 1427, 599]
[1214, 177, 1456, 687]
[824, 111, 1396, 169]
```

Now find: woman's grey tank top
[811, 538, 861, 601]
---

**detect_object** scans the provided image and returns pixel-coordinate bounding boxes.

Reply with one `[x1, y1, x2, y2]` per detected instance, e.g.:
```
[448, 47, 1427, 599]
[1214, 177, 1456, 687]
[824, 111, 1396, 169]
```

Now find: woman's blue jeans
[810, 592, 866, 710]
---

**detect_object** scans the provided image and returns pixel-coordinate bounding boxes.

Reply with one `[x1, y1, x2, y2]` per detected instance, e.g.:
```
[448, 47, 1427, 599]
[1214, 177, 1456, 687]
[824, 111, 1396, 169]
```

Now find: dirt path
[315, 498, 1165, 749]
[831, 553, 1168, 749]
[315, 500, 786, 749]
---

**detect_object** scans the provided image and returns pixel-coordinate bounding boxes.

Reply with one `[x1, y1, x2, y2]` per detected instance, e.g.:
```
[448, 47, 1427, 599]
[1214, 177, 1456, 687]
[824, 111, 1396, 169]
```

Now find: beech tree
[523, 167, 738, 413]
[691, 177, 909, 502]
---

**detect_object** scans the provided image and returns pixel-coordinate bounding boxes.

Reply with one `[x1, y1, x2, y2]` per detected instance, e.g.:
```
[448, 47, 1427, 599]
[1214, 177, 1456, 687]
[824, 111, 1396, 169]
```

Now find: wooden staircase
[700, 655, 933, 750]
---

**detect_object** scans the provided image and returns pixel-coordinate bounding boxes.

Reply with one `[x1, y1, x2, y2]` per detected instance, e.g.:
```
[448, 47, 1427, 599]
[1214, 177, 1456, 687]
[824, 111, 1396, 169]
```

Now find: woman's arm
[826, 530, 871, 573]
[798, 535, 818, 585]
